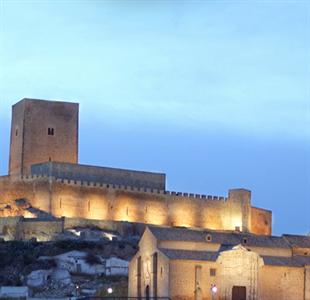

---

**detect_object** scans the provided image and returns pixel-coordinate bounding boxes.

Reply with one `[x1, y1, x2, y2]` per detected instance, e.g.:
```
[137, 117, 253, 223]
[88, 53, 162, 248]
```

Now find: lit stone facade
[128, 227, 310, 300]
[0, 99, 271, 235]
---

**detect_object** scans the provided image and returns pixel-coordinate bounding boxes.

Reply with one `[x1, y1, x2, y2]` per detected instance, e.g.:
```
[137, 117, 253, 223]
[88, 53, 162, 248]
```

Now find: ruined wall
[0, 217, 21, 240]
[251, 206, 272, 236]
[0, 176, 271, 235]
[258, 265, 305, 300]
[9, 99, 79, 175]
[0, 216, 63, 241]
[17, 218, 64, 241]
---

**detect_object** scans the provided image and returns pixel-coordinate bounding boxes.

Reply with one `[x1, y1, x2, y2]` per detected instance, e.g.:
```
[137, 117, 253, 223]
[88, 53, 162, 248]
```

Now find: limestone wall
[17, 218, 64, 241]
[217, 246, 264, 300]
[0, 175, 51, 212]
[49, 180, 255, 232]
[0, 216, 21, 239]
[258, 265, 305, 300]
[169, 260, 217, 300]
[0, 216, 64, 241]
[0, 176, 272, 235]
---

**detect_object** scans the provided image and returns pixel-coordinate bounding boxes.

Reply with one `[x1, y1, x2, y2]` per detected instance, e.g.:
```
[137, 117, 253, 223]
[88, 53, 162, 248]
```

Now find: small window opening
[48, 127, 54, 135]
[242, 237, 248, 244]
[206, 234, 212, 242]
[15, 128, 18, 136]
[210, 268, 216, 276]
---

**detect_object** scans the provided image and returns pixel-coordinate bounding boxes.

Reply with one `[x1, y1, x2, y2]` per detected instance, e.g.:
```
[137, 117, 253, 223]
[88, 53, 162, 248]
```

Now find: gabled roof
[263, 255, 310, 267]
[160, 248, 310, 267]
[148, 226, 290, 248]
[283, 234, 310, 248]
[159, 248, 219, 261]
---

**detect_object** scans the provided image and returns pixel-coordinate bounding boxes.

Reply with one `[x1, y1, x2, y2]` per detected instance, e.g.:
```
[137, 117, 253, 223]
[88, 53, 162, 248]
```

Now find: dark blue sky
[0, 1, 309, 235]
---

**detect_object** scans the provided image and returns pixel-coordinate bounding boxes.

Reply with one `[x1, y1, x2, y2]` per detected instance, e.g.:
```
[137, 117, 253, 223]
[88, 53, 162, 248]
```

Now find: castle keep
[0, 98, 271, 235]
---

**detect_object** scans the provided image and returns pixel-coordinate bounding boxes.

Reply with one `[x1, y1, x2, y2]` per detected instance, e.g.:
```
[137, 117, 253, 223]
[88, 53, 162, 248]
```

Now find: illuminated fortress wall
[0, 175, 271, 235]
[1, 98, 272, 236]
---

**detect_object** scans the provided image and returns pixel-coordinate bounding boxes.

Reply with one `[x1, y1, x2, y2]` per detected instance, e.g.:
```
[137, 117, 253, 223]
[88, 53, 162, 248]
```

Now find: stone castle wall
[31, 162, 166, 190]
[0, 175, 271, 234]
[251, 206, 272, 235]
[0, 216, 64, 241]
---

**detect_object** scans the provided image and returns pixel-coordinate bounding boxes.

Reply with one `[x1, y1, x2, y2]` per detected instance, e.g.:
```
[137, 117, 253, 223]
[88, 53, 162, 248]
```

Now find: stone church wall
[128, 228, 170, 298]
[258, 265, 305, 300]
[169, 259, 216, 300]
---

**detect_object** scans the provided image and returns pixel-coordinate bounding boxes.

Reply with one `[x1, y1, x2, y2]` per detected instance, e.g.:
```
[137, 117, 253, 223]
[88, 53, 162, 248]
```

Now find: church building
[128, 226, 310, 300]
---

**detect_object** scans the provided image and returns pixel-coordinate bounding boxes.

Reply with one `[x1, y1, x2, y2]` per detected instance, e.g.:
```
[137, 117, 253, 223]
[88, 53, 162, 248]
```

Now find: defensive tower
[9, 98, 79, 175]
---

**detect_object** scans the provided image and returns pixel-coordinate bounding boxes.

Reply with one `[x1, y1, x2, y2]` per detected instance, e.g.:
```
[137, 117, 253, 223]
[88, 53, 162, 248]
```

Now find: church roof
[159, 247, 310, 266]
[159, 248, 219, 261]
[262, 255, 310, 267]
[148, 226, 291, 248]
[283, 234, 310, 248]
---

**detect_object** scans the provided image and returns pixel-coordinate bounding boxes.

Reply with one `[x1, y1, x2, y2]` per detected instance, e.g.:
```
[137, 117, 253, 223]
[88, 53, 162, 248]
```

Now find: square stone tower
[9, 98, 79, 175]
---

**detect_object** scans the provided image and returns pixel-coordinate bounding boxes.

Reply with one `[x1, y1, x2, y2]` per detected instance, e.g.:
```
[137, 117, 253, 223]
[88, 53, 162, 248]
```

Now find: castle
[1, 98, 309, 300]
[0, 98, 271, 235]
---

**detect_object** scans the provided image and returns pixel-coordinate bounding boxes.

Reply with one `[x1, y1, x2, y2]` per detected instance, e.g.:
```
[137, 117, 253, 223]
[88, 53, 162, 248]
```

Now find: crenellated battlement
[0, 170, 271, 235]
[12, 174, 228, 201]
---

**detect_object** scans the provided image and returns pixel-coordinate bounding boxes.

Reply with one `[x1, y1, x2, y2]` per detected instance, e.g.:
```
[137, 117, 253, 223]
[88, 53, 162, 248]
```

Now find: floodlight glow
[107, 287, 113, 294]
[211, 285, 217, 293]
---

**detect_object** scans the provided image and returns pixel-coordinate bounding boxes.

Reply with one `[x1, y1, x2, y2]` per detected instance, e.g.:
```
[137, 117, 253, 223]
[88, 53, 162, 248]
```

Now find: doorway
[232, 286, 246, 300]
[145, 285, 150, 300]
